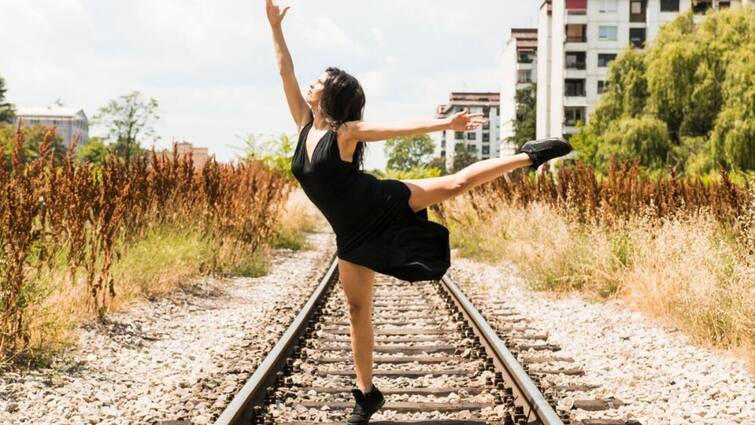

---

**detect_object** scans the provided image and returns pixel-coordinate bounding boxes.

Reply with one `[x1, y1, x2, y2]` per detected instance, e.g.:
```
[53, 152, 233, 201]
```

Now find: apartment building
[499, 28, 538, 157]
[434, 92, 501, 171]
[14, 107, 89, 146]
[156, 141, 212, 171]
[536, 0, 748, 141]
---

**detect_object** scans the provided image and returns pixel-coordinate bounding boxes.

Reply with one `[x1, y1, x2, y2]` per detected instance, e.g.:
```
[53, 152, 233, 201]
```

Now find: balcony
[564, 107, 586, 126]
[517, 52, 535, 64]
[630, 0, 647, 23]
[566, 24, 587, 43]
[565, 51, 586, 70]
[566, 0, 587, 15]
[692, 0, 713, 14]
[630, 28, 646, 48]
[565, 79, 586, 97]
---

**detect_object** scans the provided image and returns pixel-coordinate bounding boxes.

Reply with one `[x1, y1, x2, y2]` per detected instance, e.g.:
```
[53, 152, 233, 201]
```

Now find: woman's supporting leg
[337, 257, 377, 394]
[401, 153, 532, 212]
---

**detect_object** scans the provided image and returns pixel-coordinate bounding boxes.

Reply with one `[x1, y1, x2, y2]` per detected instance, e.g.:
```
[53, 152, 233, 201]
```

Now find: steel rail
[215, 254, 338, 425]
[440, 274, 564, 425]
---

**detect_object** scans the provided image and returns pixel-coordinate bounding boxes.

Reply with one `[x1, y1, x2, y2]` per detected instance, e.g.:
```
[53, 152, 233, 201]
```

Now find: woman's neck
[312, 111, 330, 131]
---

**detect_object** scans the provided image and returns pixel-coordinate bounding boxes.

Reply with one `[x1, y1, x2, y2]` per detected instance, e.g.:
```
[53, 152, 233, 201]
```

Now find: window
[629, 28, 646, 48]
[467, 144, 477, 153]
[517, 70, 532, 83]
[598, 53, 617, 67]
[566, 24, 587, 42]
[467, 132, 476, 140]
[565, 79, 586, 97]
[518, 51, 535, 64]
[719, 1, 731, 9]
[564, 107, 586, 126]
[597, 80, 609, 94]
[483, 106, 490, 116]
[565, 51, 586, 69]
[660, 0, 679, 11]
[597, 0, 618, 13]
[482, 145, 490, 155]
[441, 140, 446, 149]
[482, 133, 490, 142]
[692, 0, 713, 14]
[599, 26, 618, 41]
[483, 121, 490, 130]
[455, 131, 464, 139]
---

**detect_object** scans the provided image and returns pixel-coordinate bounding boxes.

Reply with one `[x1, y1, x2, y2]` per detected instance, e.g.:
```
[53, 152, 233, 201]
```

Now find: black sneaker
[518, 137, 572, 170]
[347, 383, 385, 424]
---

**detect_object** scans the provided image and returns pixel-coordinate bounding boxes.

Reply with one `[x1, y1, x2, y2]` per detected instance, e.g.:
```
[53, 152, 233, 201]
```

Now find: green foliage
[92, 91, 160, 162]
[596, 115, 672, 170]
[506, 84, 536, 149]
[384, 134, 436, 171]
[451, 142, 477, 173]
[75, 137, 110, 165]
[0, 75, 14, 123]
[710, 38, 755, 171]
[579, 7, 755, 174]
[236, 132, 295, 178]
[0, 123, 66, 167]
[426, 155, 448, 175]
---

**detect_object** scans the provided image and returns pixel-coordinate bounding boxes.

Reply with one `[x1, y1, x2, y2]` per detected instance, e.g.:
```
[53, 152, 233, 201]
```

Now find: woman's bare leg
[401, 153, 532, 212]
[337, 257, 376, 394]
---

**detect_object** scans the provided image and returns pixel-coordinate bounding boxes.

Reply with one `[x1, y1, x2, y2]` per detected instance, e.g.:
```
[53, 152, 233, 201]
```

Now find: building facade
[434, 92, 501, 171]
[156, 141, 212, 171]
[499, 28, 538, 157]
[536, 0, 748, 141]
[14, 107, 89, 146]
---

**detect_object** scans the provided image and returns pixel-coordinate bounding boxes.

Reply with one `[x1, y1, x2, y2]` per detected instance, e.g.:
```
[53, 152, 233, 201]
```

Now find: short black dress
[290, 118, 450, 283]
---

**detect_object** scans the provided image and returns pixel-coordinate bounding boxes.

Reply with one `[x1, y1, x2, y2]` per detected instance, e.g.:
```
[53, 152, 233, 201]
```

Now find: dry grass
[0, 124, 295, 365]
[16, 189, 325, 368]
[432, 166, 755, 369]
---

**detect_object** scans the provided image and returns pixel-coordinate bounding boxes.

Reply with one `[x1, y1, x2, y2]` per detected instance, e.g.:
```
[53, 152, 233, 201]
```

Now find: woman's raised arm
[266, 0, 310, 130]
[339, 109, 487, 143]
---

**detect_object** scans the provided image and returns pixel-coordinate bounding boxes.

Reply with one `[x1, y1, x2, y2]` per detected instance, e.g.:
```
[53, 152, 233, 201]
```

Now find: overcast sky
[2, 0, 537, 169]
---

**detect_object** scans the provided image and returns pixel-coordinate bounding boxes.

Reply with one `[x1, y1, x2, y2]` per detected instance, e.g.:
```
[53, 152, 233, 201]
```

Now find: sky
[1, 0, 538, 170]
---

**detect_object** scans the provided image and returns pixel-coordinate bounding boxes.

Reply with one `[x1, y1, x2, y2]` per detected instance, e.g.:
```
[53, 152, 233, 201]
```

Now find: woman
[265, 1, 571, 423]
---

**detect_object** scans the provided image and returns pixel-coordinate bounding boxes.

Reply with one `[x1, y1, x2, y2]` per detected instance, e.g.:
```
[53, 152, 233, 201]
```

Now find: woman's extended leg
[401, 153, 532, 212]
[337, 257, 377, 394]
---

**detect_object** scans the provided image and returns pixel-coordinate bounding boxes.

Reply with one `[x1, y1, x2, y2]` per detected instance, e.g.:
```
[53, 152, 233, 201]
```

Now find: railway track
[215, 255, 641, 425]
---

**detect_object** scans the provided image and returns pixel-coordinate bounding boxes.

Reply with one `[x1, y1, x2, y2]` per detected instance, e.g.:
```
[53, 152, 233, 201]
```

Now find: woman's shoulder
[297, 110, 315, 134]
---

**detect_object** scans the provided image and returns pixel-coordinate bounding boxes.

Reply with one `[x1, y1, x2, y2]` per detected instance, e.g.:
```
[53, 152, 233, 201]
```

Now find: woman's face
[306, 71, 329, 107]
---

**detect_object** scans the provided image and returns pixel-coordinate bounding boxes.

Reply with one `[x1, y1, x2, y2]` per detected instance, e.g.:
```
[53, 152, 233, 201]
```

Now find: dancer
[265, 1, 571, 423]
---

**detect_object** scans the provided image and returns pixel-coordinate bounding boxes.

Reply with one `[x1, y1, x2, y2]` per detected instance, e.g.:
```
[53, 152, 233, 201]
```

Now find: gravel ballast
[448, 252, 755, 425]
[0, 228, 335, 425]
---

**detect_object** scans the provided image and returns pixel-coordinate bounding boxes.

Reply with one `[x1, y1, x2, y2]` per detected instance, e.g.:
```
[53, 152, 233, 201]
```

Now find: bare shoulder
[336, 120, 360, 145]
[296, 108, 314, 134]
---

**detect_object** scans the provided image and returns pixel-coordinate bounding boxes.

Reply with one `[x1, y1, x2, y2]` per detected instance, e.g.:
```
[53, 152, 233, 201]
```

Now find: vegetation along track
[214, 256, 642, 425]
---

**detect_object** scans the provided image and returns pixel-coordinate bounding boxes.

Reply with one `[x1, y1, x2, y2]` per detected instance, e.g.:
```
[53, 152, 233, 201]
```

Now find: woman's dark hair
[319, 66, 366, 170]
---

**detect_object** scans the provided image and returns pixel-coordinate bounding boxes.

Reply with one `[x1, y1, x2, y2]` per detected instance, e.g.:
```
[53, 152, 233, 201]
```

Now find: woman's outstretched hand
[266, 0, 290, 27]
[448, 109, 487, 131]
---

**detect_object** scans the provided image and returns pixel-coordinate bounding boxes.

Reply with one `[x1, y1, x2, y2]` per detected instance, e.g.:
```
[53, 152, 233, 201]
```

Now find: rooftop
[16, 107, 87, 119]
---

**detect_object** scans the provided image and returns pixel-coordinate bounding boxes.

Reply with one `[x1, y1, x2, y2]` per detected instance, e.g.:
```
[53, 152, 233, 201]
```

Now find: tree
[0, 75, 15, 124]
[234, 132, 296, 178]
[384, 134, 436, 171]
[574, 8, 755, 174]
[450, 143, 477, 173]
[427, 156, 448, 175]
[93, 91, 160, 162]
[76, 136, 110, 165]
[0, 124, 66, 167]
[506, 84, 536, 149]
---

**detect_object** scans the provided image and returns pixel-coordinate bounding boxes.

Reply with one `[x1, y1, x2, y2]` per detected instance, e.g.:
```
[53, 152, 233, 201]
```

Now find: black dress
[290, 118, 450, 283]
